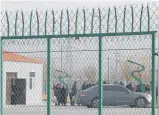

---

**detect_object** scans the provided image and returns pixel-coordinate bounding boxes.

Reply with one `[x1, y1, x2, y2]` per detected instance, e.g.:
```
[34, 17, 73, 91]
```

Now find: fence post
[0, 38, 3, 115]
[47, 38, 51, 115]
[98, 36, 103, 115]
[98, 8, 102, 115]
[152, 33, 156, 115]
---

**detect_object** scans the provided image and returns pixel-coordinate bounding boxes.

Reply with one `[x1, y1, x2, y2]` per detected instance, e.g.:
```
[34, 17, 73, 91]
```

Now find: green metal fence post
[66, 9, 70, 35]
[152, 33, 156, 115]
[75, 9, 79, 34]
[107, 8, 110, 33]
[0, 38, 3, 115]
[5, 11, 10, 36]
[47, 37, 51, 115]
[91, 8, 94, 34]
[15, 11, 18, 36]
[60, 10, 63, 35]
[147, 5, 150, 32]
[21, 11, 24, 36]
[45, 11, 48, 35]
[83, 9, 86, 34]
[36, 10, 40, 36]
[30, 11, 33, 36]
[131, 6, 134, 32]
[98, 31, 103, 115]
[114, 7, 117, 33]
[139, 5, 144, 32]
[52, 10, 55, 35]
[123, 6, 126, 33]
[98, 8, 103, 115]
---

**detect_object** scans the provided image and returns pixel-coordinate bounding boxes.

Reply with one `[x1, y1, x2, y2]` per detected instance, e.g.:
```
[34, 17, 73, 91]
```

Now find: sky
[1, 0, 159, 11]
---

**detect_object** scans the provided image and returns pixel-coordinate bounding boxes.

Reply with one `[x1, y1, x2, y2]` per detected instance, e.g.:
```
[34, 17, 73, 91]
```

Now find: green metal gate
[0, 3, 158, 115]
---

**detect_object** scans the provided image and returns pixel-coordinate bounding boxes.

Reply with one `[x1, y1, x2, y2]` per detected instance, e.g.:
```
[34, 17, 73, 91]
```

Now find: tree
[121, 61, 132, 82]
[84, 66, 97, 84]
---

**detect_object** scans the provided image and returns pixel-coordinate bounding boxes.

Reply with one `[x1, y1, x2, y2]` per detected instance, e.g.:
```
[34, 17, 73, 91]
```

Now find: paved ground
[3, 106, 157, 115]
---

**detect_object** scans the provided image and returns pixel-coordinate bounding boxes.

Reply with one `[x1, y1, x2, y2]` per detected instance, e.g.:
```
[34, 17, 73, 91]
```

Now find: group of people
[53, 82, 77, 106]
[126, 83, 151, 92]
[126, 83, 158, 100]
[54, 84, 68, 106]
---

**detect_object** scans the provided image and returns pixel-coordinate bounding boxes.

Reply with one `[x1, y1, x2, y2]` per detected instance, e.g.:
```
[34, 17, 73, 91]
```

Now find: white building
[3, 51, 43, 105]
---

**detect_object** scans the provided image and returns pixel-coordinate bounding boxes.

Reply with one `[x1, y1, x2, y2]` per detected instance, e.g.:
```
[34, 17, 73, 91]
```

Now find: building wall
[3, 61, 43, 105]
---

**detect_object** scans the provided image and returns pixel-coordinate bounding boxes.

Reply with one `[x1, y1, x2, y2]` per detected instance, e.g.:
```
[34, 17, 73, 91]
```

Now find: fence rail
[0, 2, 158, 115]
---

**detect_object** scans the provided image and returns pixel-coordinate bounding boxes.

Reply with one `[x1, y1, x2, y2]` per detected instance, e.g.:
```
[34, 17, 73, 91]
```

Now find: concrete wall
[3, 61, 43, 106]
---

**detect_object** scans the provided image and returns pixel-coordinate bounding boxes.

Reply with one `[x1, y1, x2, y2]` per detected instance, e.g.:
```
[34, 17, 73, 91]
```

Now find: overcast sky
[1, 0, 159, 11]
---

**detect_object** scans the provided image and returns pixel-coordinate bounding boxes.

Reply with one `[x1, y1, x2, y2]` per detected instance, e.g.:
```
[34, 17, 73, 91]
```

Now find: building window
[30, 72, 35, 77]
[29, 72, 35, 89]
[29, 78, 32, 89]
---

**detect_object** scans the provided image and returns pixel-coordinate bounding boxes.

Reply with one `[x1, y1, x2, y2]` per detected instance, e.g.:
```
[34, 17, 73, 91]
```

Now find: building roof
[4, 51, 42, 64]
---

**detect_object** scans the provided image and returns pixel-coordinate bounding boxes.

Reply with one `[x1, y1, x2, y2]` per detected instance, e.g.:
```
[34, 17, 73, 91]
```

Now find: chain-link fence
[0, 2, 158, 115]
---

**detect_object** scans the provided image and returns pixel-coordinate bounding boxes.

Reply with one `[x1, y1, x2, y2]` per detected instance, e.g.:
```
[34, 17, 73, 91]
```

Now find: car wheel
[135, 97, 147, 108]
[91, 98, 98, 108]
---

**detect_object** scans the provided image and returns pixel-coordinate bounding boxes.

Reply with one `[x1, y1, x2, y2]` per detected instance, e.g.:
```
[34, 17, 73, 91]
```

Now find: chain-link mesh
[2, 39, 47, 115]
[1, 2, 158, 115]
[1, 3, 159, 36]
[2, 35, 154, 115]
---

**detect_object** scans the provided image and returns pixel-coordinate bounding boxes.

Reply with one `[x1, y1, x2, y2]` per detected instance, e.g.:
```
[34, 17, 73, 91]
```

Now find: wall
[3, 61, 43, 106]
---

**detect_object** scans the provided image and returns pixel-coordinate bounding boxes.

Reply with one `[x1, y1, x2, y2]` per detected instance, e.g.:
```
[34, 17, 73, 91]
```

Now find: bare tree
[84, 66, 97, 84]
[120, 61, 132, 81]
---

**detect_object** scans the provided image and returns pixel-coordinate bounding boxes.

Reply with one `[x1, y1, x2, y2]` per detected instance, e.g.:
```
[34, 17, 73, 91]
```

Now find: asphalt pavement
[3, 106, 156, 115]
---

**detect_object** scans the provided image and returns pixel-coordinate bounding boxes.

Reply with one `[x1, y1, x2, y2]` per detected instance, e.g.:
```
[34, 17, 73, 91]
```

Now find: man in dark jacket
[61, 86, 68, 106]
[126, 82, 134, 91]
[54, 84, 63, 105]
[82, 82, 86, 90]
[70, 82, 77, 106]
[136, 84, 141, 92]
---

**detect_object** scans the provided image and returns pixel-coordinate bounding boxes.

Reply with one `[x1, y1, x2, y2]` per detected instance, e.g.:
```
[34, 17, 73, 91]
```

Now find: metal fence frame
[0, 5, 158, 115]
[0, 31, 156, 115]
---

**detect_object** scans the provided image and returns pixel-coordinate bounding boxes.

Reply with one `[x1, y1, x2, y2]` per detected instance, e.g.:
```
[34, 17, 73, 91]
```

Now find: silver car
[76, 84, 151, 108]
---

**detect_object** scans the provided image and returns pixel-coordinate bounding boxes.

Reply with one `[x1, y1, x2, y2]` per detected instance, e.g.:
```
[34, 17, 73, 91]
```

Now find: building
[3, 51, 43, 105]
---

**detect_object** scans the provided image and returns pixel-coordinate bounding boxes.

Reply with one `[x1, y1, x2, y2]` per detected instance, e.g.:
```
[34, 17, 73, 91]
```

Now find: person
[145, 84, 150, 93]
[103, 81, 106, 84]
[82, 82, 86, 90]
[69, 91, 73, 105]
[54, 86, 58, 105]
[55, 84, 63, 105]
[61, 86, 68, 106]
[70, 82, 77, 106]
[119, 81, 124, 86]
[126, 82, 134, 91]
[136, 84, 141, 92]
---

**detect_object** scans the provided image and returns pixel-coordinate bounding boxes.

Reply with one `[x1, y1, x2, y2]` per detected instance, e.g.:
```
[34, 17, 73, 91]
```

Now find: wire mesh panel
[0, 2, 158, 115]
[2, 39, 47, 115]
[50, 37, 99, 115]
[102, 35, 153, 115]
[47, 34, 153, 115]
[1, 36, 156, 115]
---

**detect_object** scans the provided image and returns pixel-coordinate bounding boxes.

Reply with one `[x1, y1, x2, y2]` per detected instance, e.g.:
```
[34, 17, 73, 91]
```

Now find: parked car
[76, 84, 151, 108]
